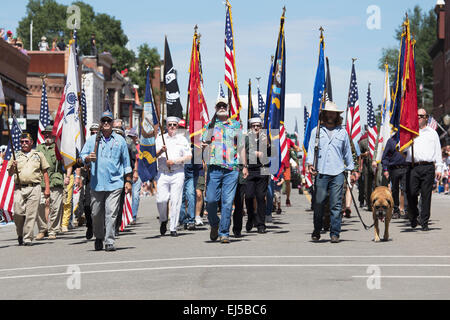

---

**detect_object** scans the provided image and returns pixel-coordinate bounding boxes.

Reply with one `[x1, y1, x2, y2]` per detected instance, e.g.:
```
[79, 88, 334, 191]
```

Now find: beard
[216, 109, 228, 117]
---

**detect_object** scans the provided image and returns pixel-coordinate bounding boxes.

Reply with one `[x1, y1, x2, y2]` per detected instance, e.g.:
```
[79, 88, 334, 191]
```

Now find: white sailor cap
[249, 116, 262, 125]
[166, 116, 181, 124]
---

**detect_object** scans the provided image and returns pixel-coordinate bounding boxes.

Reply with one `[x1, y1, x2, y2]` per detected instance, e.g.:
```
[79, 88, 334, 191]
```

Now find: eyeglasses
[101, 119, 112, 123]
[167, 123, 178, 128]
[20, 140, 31, 144]
[418, 115, 428, 119]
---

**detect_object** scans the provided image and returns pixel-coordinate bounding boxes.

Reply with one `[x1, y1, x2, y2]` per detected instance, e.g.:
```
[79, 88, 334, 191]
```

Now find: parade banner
[138, 68, 159, 183]
[164, 36, 183, 119]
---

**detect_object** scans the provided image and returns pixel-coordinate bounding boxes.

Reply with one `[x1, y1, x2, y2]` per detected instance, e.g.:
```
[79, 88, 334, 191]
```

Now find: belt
[15, 183, 40, 188]
[409, 161, 434, 166]
[389, 164, 408, 170]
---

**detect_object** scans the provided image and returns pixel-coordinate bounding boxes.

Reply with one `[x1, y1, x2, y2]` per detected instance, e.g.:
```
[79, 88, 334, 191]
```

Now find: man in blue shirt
[306, 101, 355, 243]
[80, 111, 132, 252]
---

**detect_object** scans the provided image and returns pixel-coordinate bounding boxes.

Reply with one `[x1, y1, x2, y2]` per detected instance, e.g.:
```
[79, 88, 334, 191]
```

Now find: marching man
[155, 116, 192, 237]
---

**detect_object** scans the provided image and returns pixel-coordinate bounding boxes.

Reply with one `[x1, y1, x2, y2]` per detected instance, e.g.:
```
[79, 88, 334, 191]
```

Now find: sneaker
[187, 223, 196, 231]
[105, 244, 116, 252]
[392, 212, 400, 219]
[331, 235, 340, 243]
[195, 217, 204, 226]
[276, 208, 282, 215]
[210, 225, 219, 241]
[95, 238, 104, 251]
[35, 232, 46, 241]
[23, 242, 33, 247]
[220, 236, 230, 244]
[311, 231, 321, 242]
[170, 231, 178, 237]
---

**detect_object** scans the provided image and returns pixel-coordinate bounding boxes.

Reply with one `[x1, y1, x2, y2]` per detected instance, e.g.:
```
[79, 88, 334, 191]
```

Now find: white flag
[60, 42, 83, 168]
[375, 65, 391, 163]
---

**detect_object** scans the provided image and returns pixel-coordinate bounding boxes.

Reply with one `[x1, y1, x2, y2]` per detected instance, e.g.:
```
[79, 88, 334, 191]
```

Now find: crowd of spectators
[1, 28, 67, 55]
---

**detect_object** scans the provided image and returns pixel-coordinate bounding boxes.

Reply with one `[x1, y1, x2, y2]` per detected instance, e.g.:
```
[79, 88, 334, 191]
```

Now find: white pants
[156, 170, 185, 232]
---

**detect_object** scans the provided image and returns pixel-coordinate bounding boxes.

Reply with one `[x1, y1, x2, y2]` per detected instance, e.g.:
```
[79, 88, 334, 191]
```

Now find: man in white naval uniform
[155, 117, 192, 237]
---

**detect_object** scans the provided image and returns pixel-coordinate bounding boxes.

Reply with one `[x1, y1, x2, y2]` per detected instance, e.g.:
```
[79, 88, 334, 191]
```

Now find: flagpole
[6, 115, 21, 189]
[79, 75, 86, 145]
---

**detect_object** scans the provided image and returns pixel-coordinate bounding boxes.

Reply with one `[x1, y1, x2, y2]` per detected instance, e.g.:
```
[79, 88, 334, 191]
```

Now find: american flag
[257, 85, 265, 115]
[37, 80, 51, 145]
[120, 193, 133, 231]
[52, 91, 66, 161]
[224, 2, 241, 119]
[0, 116, 22, 222]
[428, 115, 438, 131]
[367, 84, 378, 159]
[218, 82, 226, 99]
[346, 62, 361, 148]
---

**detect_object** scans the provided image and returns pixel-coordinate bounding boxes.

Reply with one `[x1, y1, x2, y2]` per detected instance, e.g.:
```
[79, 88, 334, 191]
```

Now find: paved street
[1, 190, 450, 300]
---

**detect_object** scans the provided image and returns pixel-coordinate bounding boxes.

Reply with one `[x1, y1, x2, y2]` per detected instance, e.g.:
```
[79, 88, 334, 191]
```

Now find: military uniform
[36, 143, 64, 238]
[8, 150, 50, 244]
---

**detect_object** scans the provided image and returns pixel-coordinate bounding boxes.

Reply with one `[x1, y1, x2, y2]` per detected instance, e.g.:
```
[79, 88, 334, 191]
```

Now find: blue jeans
[132, 177, 142, 220]
[179, 174, 197, 225]
[266, 179, 274, 216]
[206, 166, 239, 237]
[313, 173, 345, 238]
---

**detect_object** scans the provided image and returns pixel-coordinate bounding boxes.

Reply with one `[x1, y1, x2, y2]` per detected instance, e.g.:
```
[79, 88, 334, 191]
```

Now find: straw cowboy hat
[321, 101, 344, 113]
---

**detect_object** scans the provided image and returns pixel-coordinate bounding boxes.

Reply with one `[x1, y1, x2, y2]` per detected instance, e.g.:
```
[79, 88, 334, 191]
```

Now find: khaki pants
[13, 185, 41, 243]
[37, 188, 63, 236]
[62, 175, 74, 228]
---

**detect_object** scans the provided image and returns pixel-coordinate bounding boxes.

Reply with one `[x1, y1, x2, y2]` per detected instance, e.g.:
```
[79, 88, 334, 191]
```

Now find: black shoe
[233, 230, 242, 238]
[86, 227, 93, 240]
[331, 235, 340, 243]
[210, 225, 219, 241]
[276, 208, 282, 215]
[105, 244, 116, 252]
[257, 227, 266, 234]
[311, 231, 321, 242]
[392, 212, 400, 219]
[95, 238, 103, 251]
[245, 220, 253, 232]
[18, 236, 23, 246]
[411, 218, 418, 229]
[23, 242, 33, 246]
[421, 225, 430, 231]
[160, 222, 167, 235]
[183, 223, 188, 230]
[359, 202, 365, 208]
[170, 231, 178, 237]
[187, 223, 196, 231]
[323, 225, 330, 232]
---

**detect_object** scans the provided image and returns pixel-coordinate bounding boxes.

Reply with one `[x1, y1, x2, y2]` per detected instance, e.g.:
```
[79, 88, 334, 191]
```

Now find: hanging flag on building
[224, 0, 241, 119]
[37, 79, 51, 145]
[345, 60, 361, 155]
[398, 18, 419, 151]
[303, 28, 325, 159]
[266, 7, 287, 175]
[0, 79, 6, 117]
[57, 41, 83, 169]
[375, 63, 392, 164]
[188, 27, 209, 147]
[247, 79, 254, 130]
[138, 68, 159, 183]
[367, 83, 378, 159]
[0, 116, 22, 221]
[164, 36, 183, 119]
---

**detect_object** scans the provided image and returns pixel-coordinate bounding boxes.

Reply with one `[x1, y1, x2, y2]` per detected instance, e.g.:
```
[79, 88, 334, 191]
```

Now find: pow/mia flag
[164, 36, 183, 119]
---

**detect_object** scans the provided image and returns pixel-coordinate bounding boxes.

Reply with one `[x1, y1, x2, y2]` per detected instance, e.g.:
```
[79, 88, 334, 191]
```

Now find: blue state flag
[303, 32, 325, 156]
[138, 68, 159, 182]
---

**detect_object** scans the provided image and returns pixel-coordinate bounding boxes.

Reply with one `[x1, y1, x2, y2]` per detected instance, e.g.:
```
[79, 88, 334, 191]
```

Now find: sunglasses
[101, 119, 112, 123]
[252, 125, 262, 128]
[418, 115, 428, 119]
[167, 123, 178, 128]
[216, 105, 228, 110]
[20, 140, 31, 144]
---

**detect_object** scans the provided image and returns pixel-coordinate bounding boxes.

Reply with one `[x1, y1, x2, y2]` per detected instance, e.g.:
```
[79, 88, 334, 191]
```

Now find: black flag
[164, 36, 183, 119]
[247, 79, 254, 130]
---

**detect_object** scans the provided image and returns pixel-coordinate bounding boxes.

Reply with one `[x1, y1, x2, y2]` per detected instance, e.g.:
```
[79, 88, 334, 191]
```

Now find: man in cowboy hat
[38, 36, 49, 51]
[155, 116, 191, 237]
[35, 125, 65, 240]
[306, 101, 355, 243]
[7, 133, 50, 246]
[80, 111, 132, 252]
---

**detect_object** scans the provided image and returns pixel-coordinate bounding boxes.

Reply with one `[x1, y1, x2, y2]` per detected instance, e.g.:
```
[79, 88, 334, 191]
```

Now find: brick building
[429, 0, 450, 145]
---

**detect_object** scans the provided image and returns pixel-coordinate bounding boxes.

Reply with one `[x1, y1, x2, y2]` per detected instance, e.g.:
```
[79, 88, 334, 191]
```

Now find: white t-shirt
[155, 132, 191, 172]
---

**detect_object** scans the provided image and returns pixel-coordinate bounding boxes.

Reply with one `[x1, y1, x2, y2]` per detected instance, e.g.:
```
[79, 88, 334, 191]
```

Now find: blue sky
[1, 0, 438, 141]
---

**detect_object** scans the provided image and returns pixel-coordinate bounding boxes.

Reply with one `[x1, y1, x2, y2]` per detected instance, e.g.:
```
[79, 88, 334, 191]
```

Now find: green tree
[378, 6, 436, 113]
[129, 43, 161, 100]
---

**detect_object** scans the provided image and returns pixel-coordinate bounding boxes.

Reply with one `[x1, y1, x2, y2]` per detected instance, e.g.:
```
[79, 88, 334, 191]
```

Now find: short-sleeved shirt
[36, 143, 64, 188]
[8, 150, 50, 184]
[201, 119, 242, 171]
[80, 132, 132, 192]
[155, 133, 191, 172]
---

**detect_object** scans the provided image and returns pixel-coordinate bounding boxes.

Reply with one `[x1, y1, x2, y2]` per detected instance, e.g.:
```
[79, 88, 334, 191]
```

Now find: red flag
[188, 30, 209, 147]
[399, 21, 419, 152]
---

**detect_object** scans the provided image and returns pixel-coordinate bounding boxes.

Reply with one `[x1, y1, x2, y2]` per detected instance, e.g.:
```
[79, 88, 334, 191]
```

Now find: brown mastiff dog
[370, 186, 394, 242]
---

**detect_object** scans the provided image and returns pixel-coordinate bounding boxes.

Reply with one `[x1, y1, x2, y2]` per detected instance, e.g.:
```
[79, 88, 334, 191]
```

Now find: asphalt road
[0, 189, 449, 300]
